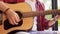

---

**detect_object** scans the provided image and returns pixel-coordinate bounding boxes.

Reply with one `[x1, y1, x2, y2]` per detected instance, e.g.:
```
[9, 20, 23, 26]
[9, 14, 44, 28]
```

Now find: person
[0, 0, 60, 34]
[35, 0, 60, 31]
[25, 0, 60, 31]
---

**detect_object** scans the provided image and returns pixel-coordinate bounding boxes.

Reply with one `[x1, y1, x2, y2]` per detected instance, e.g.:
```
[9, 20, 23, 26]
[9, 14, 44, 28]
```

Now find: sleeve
[44, 19, 53, 29]
[17, 0, 25, 2]
[3, 0, 25, 3]
[35, 1, 45, 11]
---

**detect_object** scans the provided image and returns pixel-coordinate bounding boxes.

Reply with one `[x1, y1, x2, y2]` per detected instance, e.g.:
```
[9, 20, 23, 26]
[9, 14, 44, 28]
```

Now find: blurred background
[38, 0, 60, 31]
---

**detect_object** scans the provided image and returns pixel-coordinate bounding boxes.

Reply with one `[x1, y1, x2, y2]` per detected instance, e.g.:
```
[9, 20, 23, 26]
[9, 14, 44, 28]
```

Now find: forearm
[0, 1, 9, 12]
[48, 15, 59, 26]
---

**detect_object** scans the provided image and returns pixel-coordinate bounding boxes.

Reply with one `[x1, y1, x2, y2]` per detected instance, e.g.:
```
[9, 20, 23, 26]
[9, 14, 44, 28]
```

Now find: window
[58, 0, 60, 31]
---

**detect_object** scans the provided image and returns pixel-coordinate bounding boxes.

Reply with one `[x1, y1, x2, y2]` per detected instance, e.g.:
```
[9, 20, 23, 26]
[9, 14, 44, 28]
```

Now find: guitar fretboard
[22, 9, 60, 18]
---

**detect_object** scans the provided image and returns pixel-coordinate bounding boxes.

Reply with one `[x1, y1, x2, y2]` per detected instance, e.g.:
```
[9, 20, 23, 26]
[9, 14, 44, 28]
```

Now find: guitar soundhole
[4, 11, 23, 30]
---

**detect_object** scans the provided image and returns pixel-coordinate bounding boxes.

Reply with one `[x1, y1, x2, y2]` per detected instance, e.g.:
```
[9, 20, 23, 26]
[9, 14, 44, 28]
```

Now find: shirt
[3, 0, 25, 3]
[36, 0, 50, 31]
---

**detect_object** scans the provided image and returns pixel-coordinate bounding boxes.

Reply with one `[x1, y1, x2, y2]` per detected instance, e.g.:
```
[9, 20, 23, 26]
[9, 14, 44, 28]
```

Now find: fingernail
[15, 23, 18, 25]
[19, 20, 21, 21]
[19, 19, 21, 21]
[18, 19, 20, 22]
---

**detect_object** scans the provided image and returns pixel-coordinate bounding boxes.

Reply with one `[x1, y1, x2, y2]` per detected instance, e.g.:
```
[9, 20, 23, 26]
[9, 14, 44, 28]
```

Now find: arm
[48, 15, 59, 26]
[44, 15, 60, 29]
[0, 1, 9, 12]
[0, 1, 20, 25]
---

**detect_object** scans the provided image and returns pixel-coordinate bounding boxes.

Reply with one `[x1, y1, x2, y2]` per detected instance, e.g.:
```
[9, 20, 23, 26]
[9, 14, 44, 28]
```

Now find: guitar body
[0, 2, 33, 34]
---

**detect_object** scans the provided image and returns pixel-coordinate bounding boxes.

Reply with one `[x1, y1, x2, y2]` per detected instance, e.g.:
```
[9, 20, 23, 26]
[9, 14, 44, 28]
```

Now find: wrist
[4, 8, 10, 13]
[4, 8, 10, 14]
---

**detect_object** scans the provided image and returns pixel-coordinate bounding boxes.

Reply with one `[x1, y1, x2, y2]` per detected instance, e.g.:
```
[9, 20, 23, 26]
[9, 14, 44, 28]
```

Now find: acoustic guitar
[0, 2, 60, 34]
[0, 2, 33, 34]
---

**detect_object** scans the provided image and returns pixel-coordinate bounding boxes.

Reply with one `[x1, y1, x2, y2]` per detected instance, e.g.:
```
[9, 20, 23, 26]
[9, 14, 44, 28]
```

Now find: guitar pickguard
[4, 19, 23, 30]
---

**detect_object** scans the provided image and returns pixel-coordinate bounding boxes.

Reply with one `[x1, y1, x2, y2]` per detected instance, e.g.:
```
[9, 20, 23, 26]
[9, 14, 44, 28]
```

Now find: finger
[7, 14, 18, 25]
[10, 11, 20, 23]
[7, 15, 15, 25]
[14, 13, 20, 23]
[10, 15, 18, 25]
[16, 14, 20, 21]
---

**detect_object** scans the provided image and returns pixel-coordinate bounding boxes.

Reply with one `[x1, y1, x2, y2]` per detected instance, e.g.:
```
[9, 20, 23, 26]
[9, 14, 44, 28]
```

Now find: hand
[5, 9, 20, 25]
[48, 15, 60, 26]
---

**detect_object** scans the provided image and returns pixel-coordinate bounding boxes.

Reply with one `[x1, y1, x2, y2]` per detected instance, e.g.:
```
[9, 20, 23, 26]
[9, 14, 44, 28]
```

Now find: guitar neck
[22, 9, 60, 18]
